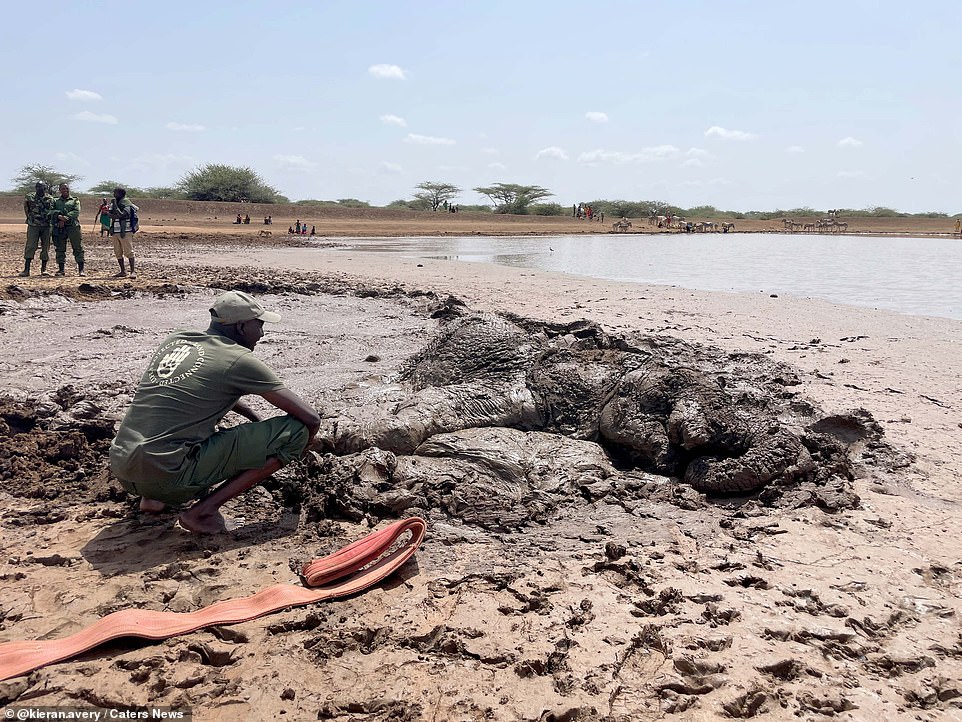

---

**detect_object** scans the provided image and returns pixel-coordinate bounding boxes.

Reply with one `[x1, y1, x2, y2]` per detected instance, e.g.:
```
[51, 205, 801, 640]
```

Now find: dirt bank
[0, 196, 956, 238]
[1, 234, 960, 721]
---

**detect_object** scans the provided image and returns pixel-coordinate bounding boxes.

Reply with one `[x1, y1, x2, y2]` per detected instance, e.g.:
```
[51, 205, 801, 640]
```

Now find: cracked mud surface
[1, 236, 961, 720]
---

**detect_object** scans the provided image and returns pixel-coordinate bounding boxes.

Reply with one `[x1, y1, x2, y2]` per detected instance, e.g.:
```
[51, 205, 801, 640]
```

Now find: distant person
[295, 220, 302, 234]
[108, 187, 137, 278]
[956, 219, 961, 236]
[243, 214, 251, 224]
[109, 291, 322, 533]
[309, 225, 315, 236]
[96, 197, 111, 237]
[288, 225, 294, 235]
[263, 216, 269, 225]
[234, 214, 242, 224]
[51, 183, 85, 277]
[267, 215, 272, 225]
[20, 181, 55, 277]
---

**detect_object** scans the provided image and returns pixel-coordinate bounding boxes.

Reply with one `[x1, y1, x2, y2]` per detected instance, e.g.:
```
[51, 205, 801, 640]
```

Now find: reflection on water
[328, 234, 962, 320]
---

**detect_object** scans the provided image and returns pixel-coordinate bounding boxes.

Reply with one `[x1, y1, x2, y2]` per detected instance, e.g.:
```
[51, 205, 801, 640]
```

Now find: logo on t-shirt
[148, 340, 206, 385]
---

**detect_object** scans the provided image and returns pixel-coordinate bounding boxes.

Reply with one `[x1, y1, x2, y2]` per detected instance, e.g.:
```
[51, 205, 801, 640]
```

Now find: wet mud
[0, 260, 956, 720]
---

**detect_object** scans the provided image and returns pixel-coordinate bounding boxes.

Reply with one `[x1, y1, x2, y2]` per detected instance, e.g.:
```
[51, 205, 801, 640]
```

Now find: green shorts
[119, 415, 309, 503]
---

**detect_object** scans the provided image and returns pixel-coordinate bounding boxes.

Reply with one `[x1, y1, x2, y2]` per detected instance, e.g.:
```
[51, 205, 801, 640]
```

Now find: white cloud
[487, 162, 506, 170]
[380, 114, 407, 127]
[293, 126, 305, 132]
[54, 152, 88, 166]
[379, 161, 403, 174]
[787, 145, 805, 153]
[535, 146, 569, 161]
[72, 111, 117, 125]
[404, 133, 455, 145]
[837, 136, 863, 148]
[686, 147, 710, 158]
[480, 147, 499, 155]
[368, 64, 407, 80]
[678, 177, 732, 187]
[577, 145, 679, 165]
[682, 158, 705, 168]
[273, 154, 316, 172]
[65, 89, 102, 102]
[837, 170, 866, 178]
[704, 125, 757, 141]
[166, 122, 205, 132]
[585, 111, 609, 124]
[124, 153, 195, 173]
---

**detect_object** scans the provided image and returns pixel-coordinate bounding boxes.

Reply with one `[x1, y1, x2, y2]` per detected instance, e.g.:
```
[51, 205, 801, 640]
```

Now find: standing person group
[20, 182, 85, 277]
[19, 183, 137, 279]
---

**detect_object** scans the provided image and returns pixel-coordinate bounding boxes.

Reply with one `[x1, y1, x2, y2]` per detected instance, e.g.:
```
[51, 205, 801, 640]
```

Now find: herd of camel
[611, 216, 736, 233]
[610, 209, 849, 234]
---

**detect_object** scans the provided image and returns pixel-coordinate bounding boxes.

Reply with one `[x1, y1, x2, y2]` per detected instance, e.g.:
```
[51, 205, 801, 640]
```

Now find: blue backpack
[111, 201, 139, 234]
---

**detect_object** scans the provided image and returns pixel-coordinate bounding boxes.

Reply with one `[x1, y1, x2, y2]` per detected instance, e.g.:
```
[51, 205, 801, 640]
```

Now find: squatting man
[110, 291, 322, 533]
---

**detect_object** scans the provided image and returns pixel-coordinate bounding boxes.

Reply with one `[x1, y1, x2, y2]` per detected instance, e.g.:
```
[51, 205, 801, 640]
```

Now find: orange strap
[0, 517, 426, 681]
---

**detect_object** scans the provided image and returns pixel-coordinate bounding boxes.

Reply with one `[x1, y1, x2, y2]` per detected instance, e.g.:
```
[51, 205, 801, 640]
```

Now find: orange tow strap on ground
[0, 517, 426, 681]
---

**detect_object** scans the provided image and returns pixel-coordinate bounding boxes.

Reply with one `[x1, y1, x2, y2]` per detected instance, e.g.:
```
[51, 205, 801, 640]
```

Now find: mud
[0, 250, 959, 720]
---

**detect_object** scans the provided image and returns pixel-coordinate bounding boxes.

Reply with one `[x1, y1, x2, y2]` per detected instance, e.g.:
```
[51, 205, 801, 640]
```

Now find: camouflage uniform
[50, 194, 85, 275]
[23, 190, 55, 268]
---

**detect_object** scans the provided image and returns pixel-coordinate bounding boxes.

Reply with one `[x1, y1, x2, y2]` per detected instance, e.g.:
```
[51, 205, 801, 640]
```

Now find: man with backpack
[108, 186, 138, 278]
[51, 183, 85, 277]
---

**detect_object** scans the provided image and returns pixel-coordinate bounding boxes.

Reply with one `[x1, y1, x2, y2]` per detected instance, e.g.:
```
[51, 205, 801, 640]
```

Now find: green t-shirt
[109, 329, 285, 482]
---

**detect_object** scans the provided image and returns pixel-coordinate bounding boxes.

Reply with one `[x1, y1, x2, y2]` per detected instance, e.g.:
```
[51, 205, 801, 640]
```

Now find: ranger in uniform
[50, 183, 86, 277]
[110, 291, 322, 534]
[21, 181, 55, 277]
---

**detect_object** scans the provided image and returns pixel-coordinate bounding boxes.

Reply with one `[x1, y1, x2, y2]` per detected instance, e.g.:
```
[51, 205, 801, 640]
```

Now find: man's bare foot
[178, 508, 230, 535]
[139, 498, 166, 513]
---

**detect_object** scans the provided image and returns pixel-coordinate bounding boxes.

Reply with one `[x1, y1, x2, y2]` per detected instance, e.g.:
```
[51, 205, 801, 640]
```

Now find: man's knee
[271, 416, 310, 465]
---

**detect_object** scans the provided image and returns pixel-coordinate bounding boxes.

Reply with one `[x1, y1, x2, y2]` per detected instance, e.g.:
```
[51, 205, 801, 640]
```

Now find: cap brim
[258, 310, 282, 323]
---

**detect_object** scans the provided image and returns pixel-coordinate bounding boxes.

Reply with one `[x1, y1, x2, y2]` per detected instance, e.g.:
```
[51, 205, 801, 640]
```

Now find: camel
[257, 229, 273, 238]
[611, 219, 632, 232]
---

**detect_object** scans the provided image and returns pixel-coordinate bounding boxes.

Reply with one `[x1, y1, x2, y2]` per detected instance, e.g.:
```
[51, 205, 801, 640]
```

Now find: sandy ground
[1, 227, 961, 721]
[0, 195, 959, 239]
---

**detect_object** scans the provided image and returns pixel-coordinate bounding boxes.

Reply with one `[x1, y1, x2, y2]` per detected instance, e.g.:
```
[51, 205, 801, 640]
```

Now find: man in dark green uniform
[50, 183, 86, 277]
[110, 291, 322, 534]
[21, 181, 55, 277]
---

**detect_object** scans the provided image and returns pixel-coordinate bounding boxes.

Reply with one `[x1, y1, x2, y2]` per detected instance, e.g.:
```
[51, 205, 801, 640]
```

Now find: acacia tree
[413, 181, 461, 211]
[11, 164, 83, 194]
[473, 183, 552, 214]
[177, 164, 282, 203]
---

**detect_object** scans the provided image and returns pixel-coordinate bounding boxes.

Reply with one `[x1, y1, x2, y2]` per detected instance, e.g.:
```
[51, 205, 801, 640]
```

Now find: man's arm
[231, 399, 261, 422]
[260, 388, 322, 440]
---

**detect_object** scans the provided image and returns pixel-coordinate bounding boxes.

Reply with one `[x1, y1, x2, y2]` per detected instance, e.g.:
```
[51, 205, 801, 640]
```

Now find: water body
[333, 233, 962, 321]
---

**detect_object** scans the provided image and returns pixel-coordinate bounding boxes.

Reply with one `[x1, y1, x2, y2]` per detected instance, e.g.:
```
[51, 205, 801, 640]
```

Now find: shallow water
[333, 233, 962, 321]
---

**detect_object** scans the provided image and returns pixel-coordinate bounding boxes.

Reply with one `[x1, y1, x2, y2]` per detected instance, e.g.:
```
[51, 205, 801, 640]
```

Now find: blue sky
[2, 0, 958, 211]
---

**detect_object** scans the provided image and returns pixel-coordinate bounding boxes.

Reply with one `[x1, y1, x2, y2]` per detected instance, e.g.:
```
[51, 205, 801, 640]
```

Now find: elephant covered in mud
[317, 299, 843, 501]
